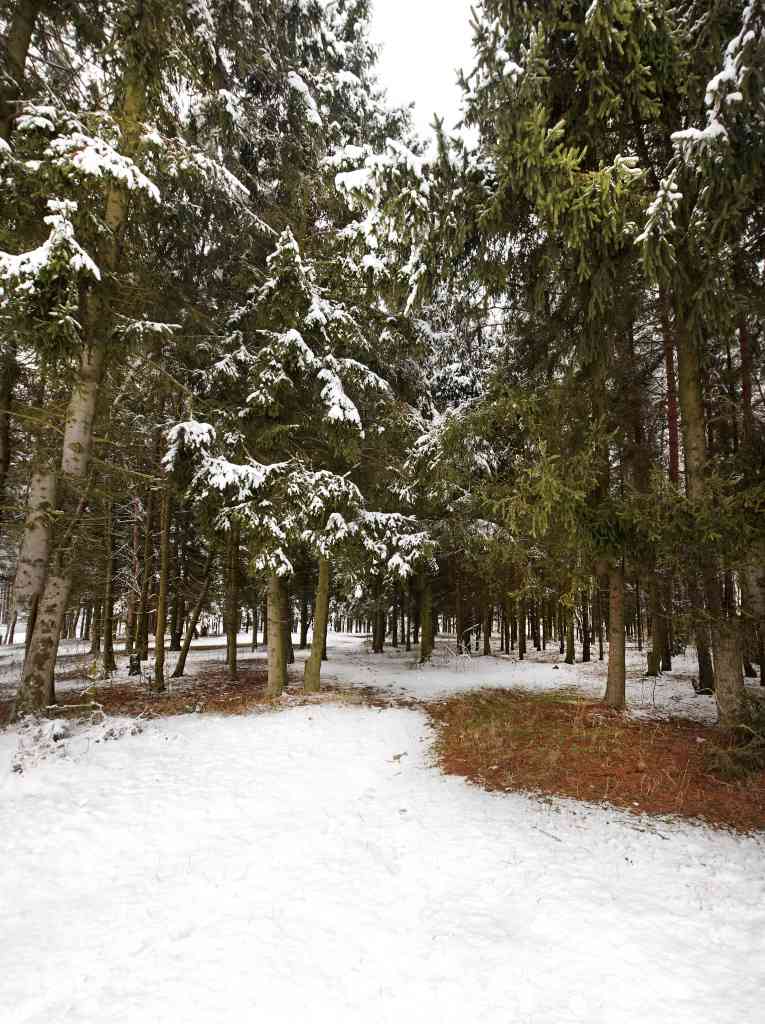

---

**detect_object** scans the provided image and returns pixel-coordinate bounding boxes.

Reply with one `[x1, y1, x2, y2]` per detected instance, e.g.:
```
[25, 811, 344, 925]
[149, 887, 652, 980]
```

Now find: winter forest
[1, 1, 765, 1022]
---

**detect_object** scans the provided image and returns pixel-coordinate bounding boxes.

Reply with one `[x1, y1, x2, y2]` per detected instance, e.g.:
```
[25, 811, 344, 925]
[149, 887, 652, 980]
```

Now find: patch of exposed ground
[426, 688, 765, 834]
[0, 664, 360, 726]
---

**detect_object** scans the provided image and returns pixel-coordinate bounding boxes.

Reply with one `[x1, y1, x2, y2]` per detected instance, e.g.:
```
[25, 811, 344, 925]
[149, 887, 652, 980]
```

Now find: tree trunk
[675, 312, 747, 722]
[604, 565, 626, 708]
[304, 558, 329, 693]
[153, 486, 171, 692]
[90, 599, 102, 655]
[581, 590, 591, 662]
[13, 467, 55, 646]
[134, 491, 154, 660]
[659, 290, 681, 487]
[518, 598, 527, 660]
[169, 534, 184, 651]
[13, 571, 70, 716]
[102, 502, 116, 674]
[225, 521, 239, 680]
[266, 574, 288, 697]
[713, 621, 747, 730]
[251, 603, 259, 650]
[299, 577, 310, 649]
[482, 603, 492, 656]
[647, 575, 665, 676]
[171, 552, 213, 678]
[419, 576, 434, 663]
[565, 607, 575, 665]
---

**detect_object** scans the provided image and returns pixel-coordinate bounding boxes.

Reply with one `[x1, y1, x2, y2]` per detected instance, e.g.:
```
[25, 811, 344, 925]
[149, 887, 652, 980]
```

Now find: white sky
[368, 0, 476, 142]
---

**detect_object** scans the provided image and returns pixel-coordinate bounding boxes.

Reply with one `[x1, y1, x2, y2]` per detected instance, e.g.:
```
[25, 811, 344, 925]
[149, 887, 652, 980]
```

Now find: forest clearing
[2, 0, 765, 1021]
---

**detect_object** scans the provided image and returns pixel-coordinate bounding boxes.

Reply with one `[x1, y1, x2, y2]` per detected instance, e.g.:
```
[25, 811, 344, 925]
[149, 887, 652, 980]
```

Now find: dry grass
[0, 663, 351, 725]
[426, 688, 765, 834]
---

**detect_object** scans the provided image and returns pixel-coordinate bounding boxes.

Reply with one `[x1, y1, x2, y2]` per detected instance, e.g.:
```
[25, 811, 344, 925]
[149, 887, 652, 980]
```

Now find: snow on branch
[287, 71, 323, 127]
[163, 420, 216, 469]
[46, 130, 160, 201]
[673, 2, 764, 159]
[0, 200, 100, 305]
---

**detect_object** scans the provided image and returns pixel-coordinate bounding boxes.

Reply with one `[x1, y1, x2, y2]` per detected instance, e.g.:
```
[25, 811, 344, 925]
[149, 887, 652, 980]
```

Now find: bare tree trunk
[14, 571, 70, 716]
[13, 467, 55, 646]
[604, 565, 626, 708]
[134, 491, 154, 660]
[712, 621, 747, 729]
[251, 602, 259, 650]
[169, 532, 184, 651]
[266, 574, 288, 697]
[299, 575, 310, 649]
[225, 522, 239, 680]
[647, 575, 664, 676]
[659, 291, 681, 487]
[171, 551, 213, 678]
[419, 576, 434, 664]
[101, 502, 116, 673]
[153, 486, 171, 692]
[90, 599, 102, 655]
[675, 313, 747, 725]
[581, 589, 591, 662]
[304, 558, 329, 693]
[125, 497, 140, 653]
[565, 606, 575, 665]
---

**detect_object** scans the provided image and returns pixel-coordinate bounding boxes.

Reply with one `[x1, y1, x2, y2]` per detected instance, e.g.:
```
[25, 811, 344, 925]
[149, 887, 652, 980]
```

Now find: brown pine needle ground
[426, 688, 765, 834]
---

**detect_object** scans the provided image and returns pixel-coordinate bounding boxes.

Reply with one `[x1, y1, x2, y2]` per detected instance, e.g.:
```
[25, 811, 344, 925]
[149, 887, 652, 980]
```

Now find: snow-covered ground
[318, 635, 728, 725]
[3, 634, 764, 1023]
[2, 703, 763, 1024]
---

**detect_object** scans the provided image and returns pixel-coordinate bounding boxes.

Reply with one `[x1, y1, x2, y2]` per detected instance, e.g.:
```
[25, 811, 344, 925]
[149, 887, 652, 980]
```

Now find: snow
[0, 199, 100, 303]
[46, 130, 161, 202]
[287, 70, 324, 127]
[2, 682, 763, 1023]
[317, 366, 363, 429]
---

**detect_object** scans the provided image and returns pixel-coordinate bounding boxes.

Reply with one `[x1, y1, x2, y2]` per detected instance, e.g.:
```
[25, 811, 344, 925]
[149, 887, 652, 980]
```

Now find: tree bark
[225, 521, 239, 680]
[171, 551, 213, 678]
[579, 589, 589, 662]
[674, 312, 748, 724]
[266, 574, 288, 697]
[659, 291, 681, 487]
[604, 565, 626, 708]
[90, 599, 102, 655]
[101, 502, 116, 673]
[14, 572, 70, 715]
[565, 607, 575, 665]
[304, 557, 329, 693]
[153, 486, 171, 692]
[647, 575, 665, 676]
[419, 575, 434, 663]
[13, 466, 55, 643]
[134, 491, 154, 660]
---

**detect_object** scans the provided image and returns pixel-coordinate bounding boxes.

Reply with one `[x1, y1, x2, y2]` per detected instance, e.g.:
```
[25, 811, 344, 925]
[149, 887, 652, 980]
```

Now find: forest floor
[2, 635, 764, 1022]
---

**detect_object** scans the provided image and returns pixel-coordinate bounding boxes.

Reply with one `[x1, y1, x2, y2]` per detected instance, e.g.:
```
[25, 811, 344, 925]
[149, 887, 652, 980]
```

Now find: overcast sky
[368, 1, 476, 142]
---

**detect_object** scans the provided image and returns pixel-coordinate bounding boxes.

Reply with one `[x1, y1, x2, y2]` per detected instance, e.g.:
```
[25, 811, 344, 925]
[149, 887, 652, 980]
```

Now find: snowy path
[2, 704, 764, 1024]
